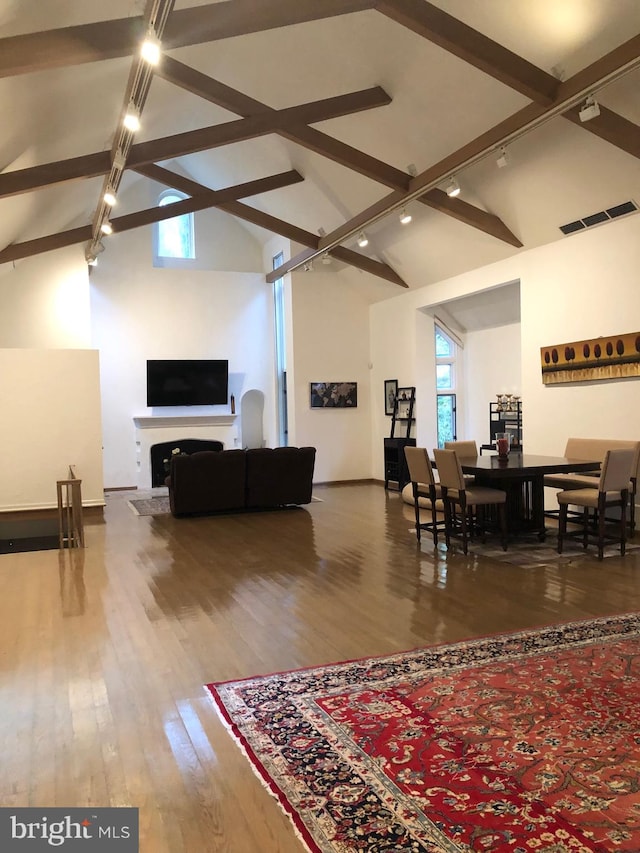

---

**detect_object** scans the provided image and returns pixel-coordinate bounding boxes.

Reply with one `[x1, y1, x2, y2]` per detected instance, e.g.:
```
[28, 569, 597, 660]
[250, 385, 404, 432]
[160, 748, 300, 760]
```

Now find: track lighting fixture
[112, 150, 126, 171]
[496, 147, 510, 168]
[86, 254, 98, 267]
[357, 232, 369, 248]
[321, 253, 332, 265]
[303, 261, 314, 272]
[141, 29, 161, 66]
[123, 103, 140, 132]
[100, 221, 113, 235]
[446, 177, 461, 198]
[399, 208, 412, 225]
[103, 189, 117, 206]
[579, 95, 600, 123]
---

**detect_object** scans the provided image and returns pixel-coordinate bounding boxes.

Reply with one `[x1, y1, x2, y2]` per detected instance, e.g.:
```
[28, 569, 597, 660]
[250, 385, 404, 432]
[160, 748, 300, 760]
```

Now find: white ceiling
[1, 0, 639, 301]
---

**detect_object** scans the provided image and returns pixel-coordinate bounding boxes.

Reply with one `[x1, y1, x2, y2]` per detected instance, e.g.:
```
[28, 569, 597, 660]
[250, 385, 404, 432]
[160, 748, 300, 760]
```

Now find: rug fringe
[203, 685, 321, 853]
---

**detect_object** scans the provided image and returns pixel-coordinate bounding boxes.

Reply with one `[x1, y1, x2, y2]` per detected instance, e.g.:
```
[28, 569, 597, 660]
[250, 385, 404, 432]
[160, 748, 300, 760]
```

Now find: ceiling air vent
[559, 199, 638, 236]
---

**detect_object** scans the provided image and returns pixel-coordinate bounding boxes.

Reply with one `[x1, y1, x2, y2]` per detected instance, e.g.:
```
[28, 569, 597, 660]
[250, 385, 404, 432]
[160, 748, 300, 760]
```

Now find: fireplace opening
[149, 438, 224, 487]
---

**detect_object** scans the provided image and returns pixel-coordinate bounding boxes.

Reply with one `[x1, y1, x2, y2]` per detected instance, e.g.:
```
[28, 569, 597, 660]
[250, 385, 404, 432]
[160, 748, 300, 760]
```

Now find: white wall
[0, 348, 104, 510]
[0, 246, 91, 347]
[520, 215, 640, 453]
[370, 214, 640, 473]
[464, 322, 521, 446]
[289, 268, 373, 482]
[90, 214, 276, 489]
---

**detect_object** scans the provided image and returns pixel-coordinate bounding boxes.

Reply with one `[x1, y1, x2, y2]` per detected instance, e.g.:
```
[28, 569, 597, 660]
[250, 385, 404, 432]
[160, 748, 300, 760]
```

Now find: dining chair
[404, 447, 445, 545]
[444, 440, 477, 485]
[433, 448, 508, 554]
[557, 447, 635, 560]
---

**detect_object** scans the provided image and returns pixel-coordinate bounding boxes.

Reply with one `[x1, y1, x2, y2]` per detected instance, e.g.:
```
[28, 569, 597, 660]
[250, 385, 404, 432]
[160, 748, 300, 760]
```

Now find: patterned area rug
[208, 613, 640, 852]
[128, 496, 170, 516]
[445, 532, 640, 567]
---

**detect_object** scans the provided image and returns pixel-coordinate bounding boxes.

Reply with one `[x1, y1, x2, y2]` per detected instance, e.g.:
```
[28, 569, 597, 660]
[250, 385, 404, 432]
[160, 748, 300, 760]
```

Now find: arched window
[154, 190, 195, 261]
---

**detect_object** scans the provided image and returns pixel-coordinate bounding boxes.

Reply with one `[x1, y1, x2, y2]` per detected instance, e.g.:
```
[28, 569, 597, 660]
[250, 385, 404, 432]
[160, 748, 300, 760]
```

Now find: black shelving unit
[384, 387, 416, 490]
[483, 399, 523, 452]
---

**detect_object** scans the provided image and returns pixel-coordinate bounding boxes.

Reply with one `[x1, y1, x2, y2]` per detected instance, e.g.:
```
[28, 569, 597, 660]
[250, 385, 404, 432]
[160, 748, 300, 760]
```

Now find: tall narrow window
[435, 324, 457, 448]
[273, 252, 288, 447]
[155, 191, 195, 260]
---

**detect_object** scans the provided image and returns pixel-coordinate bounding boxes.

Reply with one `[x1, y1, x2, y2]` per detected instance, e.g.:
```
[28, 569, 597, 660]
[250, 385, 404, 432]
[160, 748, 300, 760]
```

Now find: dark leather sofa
[167, 446, 316, 517]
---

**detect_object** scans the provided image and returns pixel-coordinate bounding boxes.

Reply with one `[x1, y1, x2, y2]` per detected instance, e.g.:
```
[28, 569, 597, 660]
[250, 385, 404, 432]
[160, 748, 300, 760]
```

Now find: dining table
[454, 452, 600, 539]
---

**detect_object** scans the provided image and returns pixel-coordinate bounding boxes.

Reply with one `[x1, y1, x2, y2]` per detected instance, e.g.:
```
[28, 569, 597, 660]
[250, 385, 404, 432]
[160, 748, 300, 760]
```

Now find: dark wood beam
[0, 152, 111, 200]
[0, 0, 375, 78]
[0, 87, 389, 199]
[0, 170, 303, 264]
[563, 104, 640, 159]
[311, 37, 640, 264]
[160, 58, 521, 247]
[135, 163, 407, 287]
[376, 0, 559, 104]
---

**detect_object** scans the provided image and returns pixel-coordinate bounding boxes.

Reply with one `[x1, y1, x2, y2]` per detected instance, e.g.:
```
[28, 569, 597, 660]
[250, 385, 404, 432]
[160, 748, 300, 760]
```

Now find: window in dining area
[435, 324, 457, 447]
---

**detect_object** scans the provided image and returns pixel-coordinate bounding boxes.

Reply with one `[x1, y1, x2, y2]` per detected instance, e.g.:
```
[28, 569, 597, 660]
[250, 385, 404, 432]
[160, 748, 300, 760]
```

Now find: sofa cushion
[169, 449, 246, 516]
[245, 446, 316, 507]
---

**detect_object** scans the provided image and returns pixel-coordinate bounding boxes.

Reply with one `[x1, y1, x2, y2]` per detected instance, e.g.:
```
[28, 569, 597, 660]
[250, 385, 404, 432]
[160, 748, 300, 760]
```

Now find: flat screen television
[146, 359, 228, 407]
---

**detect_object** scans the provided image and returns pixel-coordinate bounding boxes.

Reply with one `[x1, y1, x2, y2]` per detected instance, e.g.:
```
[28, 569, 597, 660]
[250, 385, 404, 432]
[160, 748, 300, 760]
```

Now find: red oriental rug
[206, 613, 640, 853]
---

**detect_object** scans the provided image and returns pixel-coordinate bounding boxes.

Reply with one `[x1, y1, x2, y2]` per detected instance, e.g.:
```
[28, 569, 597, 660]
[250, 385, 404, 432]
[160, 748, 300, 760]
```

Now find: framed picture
[384, 379, 398, 415]
[310, 382, 358, 408]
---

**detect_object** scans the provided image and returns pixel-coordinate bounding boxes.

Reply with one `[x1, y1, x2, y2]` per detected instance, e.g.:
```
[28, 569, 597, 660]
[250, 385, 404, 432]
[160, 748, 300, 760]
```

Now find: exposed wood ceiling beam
[159, 57, 521, 248]
[0, 171, 303, 265]
[282, 37, 640, 272]
[135, 163, 407, 287]
[0, 86, 389, 199]
[376, 0, 559, 104]
[0, 0, 375, 78]
[562, 104, 640, 159]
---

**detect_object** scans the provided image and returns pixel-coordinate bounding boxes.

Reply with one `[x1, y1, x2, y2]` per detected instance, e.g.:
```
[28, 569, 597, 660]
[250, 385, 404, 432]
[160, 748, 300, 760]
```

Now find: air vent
[559, 199, 638, 236]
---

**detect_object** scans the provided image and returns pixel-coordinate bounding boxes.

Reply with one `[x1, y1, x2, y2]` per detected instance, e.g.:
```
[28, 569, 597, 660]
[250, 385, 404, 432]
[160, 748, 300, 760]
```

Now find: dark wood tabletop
[456, 453, 600, 479]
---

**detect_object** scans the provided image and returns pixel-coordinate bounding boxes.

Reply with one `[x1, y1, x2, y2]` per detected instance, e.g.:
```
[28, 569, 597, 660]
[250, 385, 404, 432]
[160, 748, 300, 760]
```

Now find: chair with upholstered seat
[404, 447, 445, 545]
[444, 440, 477, 486]
[557, 447, 635, 560]
[433, 448, 508, 554]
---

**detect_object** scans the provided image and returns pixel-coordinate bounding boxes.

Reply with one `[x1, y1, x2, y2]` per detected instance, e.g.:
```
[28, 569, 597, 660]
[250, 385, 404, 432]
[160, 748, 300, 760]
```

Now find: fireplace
[149, 438, 224, 487]
[133, 414, 238, 488]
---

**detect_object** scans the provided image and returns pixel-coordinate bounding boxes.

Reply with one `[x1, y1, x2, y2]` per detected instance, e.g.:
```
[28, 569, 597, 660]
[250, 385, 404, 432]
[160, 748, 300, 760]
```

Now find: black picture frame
[310, 382, 358, 408]
[384, 379, 397, 415]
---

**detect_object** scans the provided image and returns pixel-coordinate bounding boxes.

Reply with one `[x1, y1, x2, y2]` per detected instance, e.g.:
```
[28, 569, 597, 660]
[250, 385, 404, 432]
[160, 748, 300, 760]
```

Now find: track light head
[357, 232, 369, 248]
[321, 252, 332, 265]
[303, 261, 314, 272]
[399, 208, 412, 225]
[579, 96, 600, 123]
[141, 30, 161, 66]
[100, 220, 113, 235]
[123, 103, 140, 132]
[103, 189, 117, 206]
[496, 147, 510, 168]
[112, 149, 127, 171]
[446, 177, 461, 198]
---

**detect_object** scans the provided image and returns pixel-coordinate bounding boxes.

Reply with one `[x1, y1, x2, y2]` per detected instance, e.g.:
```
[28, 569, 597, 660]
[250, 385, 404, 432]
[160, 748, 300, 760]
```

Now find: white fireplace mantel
[133, 414, 239, 487]
[133, 414, 236, 429]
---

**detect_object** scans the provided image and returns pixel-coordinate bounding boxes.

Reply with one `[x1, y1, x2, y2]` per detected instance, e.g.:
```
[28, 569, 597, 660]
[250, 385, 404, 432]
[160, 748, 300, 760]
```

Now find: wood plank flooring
[1, 483, 639, 851]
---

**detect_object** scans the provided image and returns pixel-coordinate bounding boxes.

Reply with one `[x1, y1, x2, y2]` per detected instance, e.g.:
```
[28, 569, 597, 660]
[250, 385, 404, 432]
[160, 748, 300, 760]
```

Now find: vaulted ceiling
[1, 0, 639, 300]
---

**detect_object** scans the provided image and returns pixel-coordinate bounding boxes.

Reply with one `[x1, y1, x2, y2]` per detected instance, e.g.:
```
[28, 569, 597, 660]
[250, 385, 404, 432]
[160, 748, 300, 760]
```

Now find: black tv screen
[146, 359, 228, 406]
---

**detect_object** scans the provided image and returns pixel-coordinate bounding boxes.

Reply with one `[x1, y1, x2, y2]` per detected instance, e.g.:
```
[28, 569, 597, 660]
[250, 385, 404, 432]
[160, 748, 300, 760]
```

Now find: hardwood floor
[1, 483, 639, 851]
